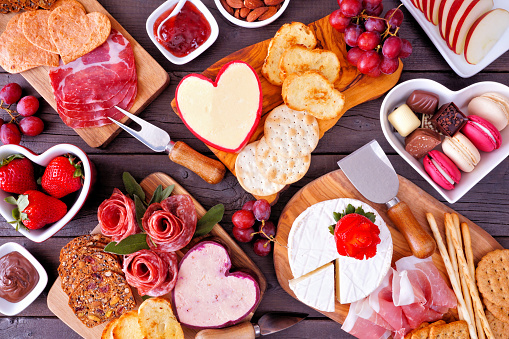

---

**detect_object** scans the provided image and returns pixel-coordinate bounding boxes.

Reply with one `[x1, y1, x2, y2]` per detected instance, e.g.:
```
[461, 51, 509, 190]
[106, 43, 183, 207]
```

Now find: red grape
[399, 38, 413, 58]
[344, 23, 364, 47]
[232, 210, 255, 229]
[362, 0, 382, 6]
[253, 239, 272, 256]
[337, 0, 343, 5]
[253, 199, 271, 221]
[358, 31, 381, 51]
[232, 227, 255, 243]
[0, 123, 21, 145]
[367, 65, 382, 77]
[19, 116, 44, 136]
[364, 17, 386, 33]
[340, 0, 362, 17]
[380, 56, 399, 75]
[0, 83, 22, 105]
[16, 96, 39, 117]
[385, 8, 404, 28]
[329, 9, 352, 33]
[357, 50, 381, 74]
[364, 2, 383, 16]
[347, 47, 365, 66]
[0, 118, 4, 129]
[382, 36, 402, 59]
[259, 221, 276, 240]
[242, 200, 255, 212]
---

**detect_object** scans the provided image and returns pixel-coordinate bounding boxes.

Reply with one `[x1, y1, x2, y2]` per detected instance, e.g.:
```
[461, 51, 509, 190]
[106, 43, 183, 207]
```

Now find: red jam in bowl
[153, 2, 211, 58]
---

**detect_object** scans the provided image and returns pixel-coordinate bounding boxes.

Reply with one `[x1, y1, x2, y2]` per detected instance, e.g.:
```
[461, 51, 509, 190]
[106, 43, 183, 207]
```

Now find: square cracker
[428, 321, 468, 339]
[411, 320, 446, 339]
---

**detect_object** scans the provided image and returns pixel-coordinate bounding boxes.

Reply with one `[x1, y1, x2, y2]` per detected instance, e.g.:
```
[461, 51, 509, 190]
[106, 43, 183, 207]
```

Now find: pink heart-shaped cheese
[173, 241, 260, 329]
[0, 144, 93, 242]
[175, 61, 262, 153]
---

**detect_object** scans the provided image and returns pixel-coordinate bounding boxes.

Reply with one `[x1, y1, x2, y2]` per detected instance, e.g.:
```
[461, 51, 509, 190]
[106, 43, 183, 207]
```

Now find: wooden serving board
[170, 15, 402, 201]
[274, 169, 503, 325]
[0, 1, 169, 148]
[47, 172, 266, 339]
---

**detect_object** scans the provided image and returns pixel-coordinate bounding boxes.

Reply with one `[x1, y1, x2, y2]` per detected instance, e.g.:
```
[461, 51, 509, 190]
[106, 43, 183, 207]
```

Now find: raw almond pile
[220, 0, 284, 22]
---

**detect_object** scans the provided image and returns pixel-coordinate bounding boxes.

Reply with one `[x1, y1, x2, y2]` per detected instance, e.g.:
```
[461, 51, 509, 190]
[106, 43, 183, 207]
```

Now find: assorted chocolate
[406, 90, 439, 115]
[431, 102, 468, 137]
[405, 128, 441, 159]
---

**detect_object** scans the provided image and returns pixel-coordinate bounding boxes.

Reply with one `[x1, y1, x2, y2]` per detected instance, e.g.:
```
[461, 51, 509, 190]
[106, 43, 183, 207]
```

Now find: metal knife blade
[256, 312, 307, 336]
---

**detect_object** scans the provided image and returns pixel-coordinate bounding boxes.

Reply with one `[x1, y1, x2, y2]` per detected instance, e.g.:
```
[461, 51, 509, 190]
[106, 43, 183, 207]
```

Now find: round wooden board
[273, 169, 503, 325]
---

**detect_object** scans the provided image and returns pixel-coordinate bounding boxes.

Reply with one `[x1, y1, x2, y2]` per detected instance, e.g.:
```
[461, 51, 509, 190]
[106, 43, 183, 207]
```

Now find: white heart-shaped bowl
[0, 144, 93, 242]
[381, 79, 509, 204]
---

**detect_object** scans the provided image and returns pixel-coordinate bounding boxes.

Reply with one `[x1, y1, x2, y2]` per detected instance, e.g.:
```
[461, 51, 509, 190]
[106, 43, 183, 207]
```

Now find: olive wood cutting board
[274, 169, 503, 325]
[0, 1, 169, 148]
[47, 172, 266, 338]
[170, 15, 402, 202]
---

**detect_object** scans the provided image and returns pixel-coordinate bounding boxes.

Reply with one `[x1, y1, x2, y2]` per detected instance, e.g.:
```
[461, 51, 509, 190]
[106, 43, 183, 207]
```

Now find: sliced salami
[142, 195, 197, 252]
[123, 249, 178, 297]
[98, 188, 139, 242]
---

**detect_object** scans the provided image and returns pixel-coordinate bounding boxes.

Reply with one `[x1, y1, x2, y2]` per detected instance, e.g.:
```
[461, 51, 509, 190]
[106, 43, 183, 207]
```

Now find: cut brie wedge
[289, 262, 335, 312]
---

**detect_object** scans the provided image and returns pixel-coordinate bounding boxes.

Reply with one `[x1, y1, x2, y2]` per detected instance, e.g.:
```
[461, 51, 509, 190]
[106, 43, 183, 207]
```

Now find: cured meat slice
[123, 249, 178, 297]
[142, 195, 197, 252]
[98, 188, 139, 242]
[342, 297, 392, 339]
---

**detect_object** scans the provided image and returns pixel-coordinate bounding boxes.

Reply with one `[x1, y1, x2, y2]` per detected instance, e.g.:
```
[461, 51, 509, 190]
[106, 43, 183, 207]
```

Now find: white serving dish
[214, 0, 290, 28]
[380, 79, 509, 204]
[0, 144, 93, 242]
[0, 242, 47, 315]
[146, 0, 219, 65]
[401, 0, 509, 78]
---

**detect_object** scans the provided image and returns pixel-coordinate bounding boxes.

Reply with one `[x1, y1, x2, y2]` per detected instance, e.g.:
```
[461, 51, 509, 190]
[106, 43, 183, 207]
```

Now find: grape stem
[0, 101, 20, 124]
[251, 220, 288, 249]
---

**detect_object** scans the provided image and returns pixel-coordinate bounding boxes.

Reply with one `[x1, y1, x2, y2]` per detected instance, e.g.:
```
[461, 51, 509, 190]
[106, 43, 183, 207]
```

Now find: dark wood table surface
[1, 0, 508, 337]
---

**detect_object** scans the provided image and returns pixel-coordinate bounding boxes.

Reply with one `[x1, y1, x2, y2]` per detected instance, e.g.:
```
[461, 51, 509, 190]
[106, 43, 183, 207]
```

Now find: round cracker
[477, 249, 509, 308]
[235, 142, 284, 196]
[486, 309, 509, 339]
[485, 298, 509, 324]
[255, 136, 310, 185]
[264, 104, 319, 158]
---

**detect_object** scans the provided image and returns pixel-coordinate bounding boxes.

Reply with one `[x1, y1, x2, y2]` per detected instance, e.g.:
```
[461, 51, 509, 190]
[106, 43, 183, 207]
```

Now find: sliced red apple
[430, 0, 441, 25]
[464, 8, 509, 64]
[444, 0, 477, 49]
[439, 0, 458, 39]
[451, 0, 493, 54]
[175, 61, 262, 153]
[410, 0, 420, 9]
[422, 0, 431, 21]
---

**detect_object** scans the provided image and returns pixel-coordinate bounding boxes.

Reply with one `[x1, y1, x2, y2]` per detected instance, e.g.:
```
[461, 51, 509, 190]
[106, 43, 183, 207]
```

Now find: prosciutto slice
[98, 188, 139, 242]
[342, 297, 392, 339]
[123, 249, 178, 297]
[142, 195, 197, 252]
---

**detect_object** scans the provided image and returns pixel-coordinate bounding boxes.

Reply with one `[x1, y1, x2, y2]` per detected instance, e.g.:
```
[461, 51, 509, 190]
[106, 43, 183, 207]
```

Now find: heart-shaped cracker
[48, 4, 111, 64]
[21, 10, 58, 54]
[0, 13, 59, 73]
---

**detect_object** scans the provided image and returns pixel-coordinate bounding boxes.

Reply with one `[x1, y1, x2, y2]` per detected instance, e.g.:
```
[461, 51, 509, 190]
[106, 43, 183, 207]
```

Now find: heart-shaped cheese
[173, 241, 260, 329]
[175, 61, 262, 153]
[48, 4, 111, 64]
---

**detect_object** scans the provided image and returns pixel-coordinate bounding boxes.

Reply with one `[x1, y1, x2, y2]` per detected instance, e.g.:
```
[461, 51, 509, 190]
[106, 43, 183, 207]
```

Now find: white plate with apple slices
[401, 0, 509, 78]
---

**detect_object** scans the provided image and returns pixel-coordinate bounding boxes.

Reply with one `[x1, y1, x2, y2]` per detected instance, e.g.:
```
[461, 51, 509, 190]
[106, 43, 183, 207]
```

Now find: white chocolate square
[388, 104, 421, 137]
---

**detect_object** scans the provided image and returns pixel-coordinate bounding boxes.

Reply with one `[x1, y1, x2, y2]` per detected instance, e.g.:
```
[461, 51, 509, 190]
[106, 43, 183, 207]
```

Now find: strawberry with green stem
[0, 154, 37, 194]
[41, 155, 84, 198]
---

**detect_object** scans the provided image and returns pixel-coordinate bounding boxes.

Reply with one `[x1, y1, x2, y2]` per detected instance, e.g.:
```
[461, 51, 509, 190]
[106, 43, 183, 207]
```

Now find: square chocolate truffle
[431, 102, 468, 137]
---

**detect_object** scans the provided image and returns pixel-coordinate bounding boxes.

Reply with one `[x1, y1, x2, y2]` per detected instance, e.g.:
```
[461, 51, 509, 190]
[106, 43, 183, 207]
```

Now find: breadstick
[449, 214, 494, 339]
[426, 213, 475, 339]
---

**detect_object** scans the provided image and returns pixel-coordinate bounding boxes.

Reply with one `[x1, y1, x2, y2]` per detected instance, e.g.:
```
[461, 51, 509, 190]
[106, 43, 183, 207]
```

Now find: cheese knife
[109, 106, 226, 185]
[337, 140, 436, 259]
[195, 312, 308, 339]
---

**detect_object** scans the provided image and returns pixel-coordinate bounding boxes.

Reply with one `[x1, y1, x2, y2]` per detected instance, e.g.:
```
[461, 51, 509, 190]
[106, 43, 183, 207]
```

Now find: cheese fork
[109, 106, 226, 185]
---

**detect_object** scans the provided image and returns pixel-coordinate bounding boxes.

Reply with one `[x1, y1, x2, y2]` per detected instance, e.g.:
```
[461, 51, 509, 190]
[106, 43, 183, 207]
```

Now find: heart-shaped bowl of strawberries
[0, 143, 93, 242]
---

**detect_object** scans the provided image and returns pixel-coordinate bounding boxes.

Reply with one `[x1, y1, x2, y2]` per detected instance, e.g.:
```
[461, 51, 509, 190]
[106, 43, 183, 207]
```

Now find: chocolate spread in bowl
[0, 251, 39, 303]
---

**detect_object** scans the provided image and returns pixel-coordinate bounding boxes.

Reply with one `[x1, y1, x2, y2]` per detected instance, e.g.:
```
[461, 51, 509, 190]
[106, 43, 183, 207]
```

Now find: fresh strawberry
[41, 155, 84, 198]
[0, 154, 37, 194]
[5, 190, 67, 230]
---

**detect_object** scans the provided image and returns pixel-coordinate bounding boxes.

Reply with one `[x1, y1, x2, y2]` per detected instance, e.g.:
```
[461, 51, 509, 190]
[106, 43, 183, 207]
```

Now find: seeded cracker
[428, 320, 469, 339]
[476, 249, 509, 307]
[59, 234, 110, 263]
[486, 309, 509, 339]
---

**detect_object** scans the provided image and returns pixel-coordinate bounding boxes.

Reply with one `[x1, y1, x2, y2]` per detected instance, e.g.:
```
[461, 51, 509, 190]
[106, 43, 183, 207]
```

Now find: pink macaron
[462, 115, 502, 152]
[423, 150, 461, 190]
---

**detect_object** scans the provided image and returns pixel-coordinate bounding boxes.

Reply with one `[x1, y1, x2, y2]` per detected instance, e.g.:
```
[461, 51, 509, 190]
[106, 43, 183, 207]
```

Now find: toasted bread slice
[262, 22, 317, 86]
[112, 310, 144, 339]
[280, 45, 341, 84]
[138, 297, 184, 339]
[282, 71, 345, 120]
[101, 318, 120, 339]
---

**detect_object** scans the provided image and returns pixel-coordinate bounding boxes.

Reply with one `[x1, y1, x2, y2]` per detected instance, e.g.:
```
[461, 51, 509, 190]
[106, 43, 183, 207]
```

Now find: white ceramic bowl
[0, 144, 93, 242]
[146, 0, 219, 65]
[380, 79, 509, 204]
[0, 242, 47, 315]
[214, 0, 290, 28]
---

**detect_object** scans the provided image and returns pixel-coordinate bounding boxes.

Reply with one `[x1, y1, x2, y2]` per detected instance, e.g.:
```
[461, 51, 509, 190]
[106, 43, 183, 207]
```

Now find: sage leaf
[141, 295, 152, 301]
[123, 172, 145, 201]
[148, 185, 162, 206]
[194, 204, 224, 238]
[134, 195, 146, 231]
[160, 185, 174, 202]
[104, 233, 149, 255]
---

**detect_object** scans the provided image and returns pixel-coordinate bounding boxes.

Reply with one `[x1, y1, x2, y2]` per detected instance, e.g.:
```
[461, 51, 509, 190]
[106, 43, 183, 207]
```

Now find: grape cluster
[0, 83, 44, 145]
[329, 0, 413, 77]
[231, 199, 276, 257]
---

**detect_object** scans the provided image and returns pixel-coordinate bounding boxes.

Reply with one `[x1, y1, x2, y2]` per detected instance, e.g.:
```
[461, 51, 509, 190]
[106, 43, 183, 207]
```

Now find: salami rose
[123, 249, 178, 297]
[142, 195, 197, 252]
[98, 188, 139, 242]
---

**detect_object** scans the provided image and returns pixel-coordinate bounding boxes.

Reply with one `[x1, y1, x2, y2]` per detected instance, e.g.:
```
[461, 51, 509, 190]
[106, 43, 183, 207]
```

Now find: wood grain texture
[0, 0, 169, 148]
[273, 170, 503, 324]
[47, 172, 266, 339]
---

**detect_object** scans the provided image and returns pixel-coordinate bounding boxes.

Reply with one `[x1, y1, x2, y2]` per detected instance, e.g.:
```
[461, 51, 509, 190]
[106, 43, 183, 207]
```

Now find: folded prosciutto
[142, 195, 197, 252]
[343, 256, 457, 339]
[123, 249, 178, 297]
[98, 188, 139, 242]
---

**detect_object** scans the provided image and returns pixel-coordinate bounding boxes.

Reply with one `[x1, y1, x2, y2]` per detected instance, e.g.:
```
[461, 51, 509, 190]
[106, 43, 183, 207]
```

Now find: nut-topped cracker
[59, 234, 110, 263]
[477, 249, 509, 308]
[428, 320, 469, 339]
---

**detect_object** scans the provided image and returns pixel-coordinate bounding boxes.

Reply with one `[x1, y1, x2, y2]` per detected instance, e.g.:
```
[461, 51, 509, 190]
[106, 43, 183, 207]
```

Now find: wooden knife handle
[169, 141, 226, 185]
[387, 201, 436, 259]
[195, 322, 256, 339]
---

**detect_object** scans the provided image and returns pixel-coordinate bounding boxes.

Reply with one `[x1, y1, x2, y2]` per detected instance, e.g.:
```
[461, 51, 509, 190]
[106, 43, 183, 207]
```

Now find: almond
[246, 6, 268, 21]
[226, 0, 244, 9]
[244, 0, 263, 9]
[258, 5, 277, 20]
[264, 0, 284, 5]
[240, 7, 251, 18]
[220, 0, 234, 15]
[234, 8, 241, 19]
